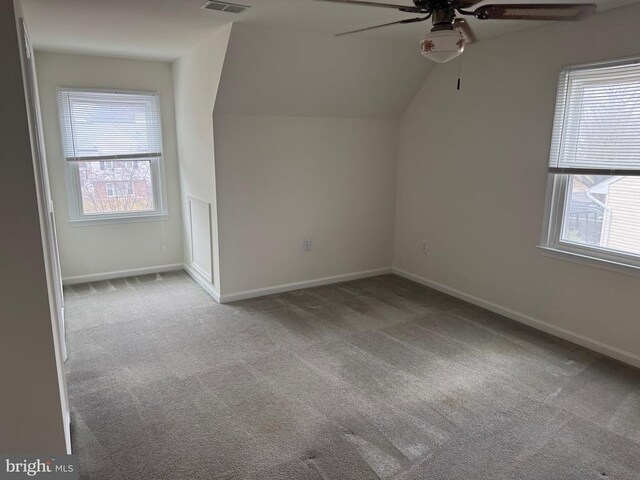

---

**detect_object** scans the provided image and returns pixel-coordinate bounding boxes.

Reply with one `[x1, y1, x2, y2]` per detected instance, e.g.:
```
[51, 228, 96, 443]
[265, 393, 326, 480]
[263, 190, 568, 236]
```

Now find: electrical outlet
[304, 238, 312, 252]
[421, 241, 428, 254]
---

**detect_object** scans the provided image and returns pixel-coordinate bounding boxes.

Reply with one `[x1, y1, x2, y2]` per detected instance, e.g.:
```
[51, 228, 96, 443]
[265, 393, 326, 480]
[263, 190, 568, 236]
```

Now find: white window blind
[58, 89, 162, 162]
[548, 59, 640, 175]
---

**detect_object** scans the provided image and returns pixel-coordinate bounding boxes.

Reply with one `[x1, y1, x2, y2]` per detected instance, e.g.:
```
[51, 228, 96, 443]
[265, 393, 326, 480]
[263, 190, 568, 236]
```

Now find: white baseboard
[183, 263, 221, 303]
[220, 267, 392, 303]
[392, 267, 640, 369]
[62, 263, 183, 285]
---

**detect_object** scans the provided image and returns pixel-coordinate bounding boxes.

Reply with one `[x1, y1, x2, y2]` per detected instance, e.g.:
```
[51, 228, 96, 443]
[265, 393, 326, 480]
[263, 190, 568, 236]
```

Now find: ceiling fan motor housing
[431, 6, 457, 30]
[413, 0, 434, 9]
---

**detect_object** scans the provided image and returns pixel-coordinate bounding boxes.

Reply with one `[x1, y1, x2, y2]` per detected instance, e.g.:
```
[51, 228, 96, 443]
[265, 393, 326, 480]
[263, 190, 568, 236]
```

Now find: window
[58, 88, 167, 223]
[542, 58, 640, 271]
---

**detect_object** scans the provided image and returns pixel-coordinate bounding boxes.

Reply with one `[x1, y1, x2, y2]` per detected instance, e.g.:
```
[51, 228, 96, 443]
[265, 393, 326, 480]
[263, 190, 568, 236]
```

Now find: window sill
[537, 245, 640, 279]
[69, 213, 170, 227]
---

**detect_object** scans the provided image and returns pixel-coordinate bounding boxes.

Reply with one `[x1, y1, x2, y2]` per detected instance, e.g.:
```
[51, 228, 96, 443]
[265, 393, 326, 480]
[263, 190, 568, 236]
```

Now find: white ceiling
[23, 0, 640, 61]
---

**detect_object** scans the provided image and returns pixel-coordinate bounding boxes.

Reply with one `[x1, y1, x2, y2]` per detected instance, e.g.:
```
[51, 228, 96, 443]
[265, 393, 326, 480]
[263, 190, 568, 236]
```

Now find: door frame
[17, 15, 71, 453]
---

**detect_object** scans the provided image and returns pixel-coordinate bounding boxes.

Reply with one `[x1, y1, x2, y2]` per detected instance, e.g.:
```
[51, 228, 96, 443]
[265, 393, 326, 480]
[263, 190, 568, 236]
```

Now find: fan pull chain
[457, 29, 464, 91]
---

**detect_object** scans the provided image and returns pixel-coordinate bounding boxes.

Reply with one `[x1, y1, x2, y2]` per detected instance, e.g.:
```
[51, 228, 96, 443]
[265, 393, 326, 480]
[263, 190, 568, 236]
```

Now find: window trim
[59, 87, 169, 224]
[541, 174, 640, 277]
[540, 55, 640, 276]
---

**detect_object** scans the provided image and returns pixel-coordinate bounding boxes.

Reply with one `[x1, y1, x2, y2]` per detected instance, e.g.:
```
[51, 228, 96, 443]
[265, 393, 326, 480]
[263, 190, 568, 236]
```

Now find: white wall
[394, 3, 640, 363]
[0, 0, 66, 453]
[173, 24, 232, 291]
[212, 25, 428, 295]
[214, 114, 397, 294]
[35, 52, 183, 280]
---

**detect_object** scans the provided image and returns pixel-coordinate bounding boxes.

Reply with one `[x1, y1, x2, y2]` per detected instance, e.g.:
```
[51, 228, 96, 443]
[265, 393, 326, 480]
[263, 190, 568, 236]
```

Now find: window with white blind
[542, 57, 640, 271]
[57, 88, 167, 223]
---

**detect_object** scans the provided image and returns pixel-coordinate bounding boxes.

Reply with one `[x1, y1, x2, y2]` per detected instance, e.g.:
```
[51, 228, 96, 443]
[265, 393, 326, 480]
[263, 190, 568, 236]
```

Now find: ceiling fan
[314, 0, 596, 62]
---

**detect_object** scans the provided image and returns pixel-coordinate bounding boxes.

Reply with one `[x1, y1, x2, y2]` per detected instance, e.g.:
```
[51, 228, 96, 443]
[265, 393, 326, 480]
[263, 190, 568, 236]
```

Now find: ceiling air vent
[201, 1, 250, 14]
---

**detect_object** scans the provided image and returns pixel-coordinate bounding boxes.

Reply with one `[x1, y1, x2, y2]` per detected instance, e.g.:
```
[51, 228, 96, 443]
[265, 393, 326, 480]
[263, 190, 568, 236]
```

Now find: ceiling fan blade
[335, 16, 430, 36]
[474, 3, 596, 21]
[313, 0, 425, 14]
[453, 18, 477, 43]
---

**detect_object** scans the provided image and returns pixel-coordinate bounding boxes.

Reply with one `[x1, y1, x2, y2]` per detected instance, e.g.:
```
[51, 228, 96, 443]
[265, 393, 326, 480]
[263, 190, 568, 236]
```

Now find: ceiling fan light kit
[420, 29, 465, 63]
[315, 0, 597, 63]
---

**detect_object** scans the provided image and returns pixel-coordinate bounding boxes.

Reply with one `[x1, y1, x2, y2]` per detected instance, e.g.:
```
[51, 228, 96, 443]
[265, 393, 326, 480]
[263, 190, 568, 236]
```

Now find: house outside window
[542, 57, 640, 271]
[104, 181, 135, 199]
[57, 88, 167, 223]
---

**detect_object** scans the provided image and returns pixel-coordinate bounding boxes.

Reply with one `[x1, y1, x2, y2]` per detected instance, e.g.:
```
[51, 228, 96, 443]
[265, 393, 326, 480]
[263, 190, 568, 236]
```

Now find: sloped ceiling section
[214, 24, 433, 119]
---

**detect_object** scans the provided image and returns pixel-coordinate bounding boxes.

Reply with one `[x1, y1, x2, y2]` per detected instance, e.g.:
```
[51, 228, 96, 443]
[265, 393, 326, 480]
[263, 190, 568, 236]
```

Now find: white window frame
[59, 88, 169, 226]
[541, 174, 640, 275]
[540, 56, 640, 276]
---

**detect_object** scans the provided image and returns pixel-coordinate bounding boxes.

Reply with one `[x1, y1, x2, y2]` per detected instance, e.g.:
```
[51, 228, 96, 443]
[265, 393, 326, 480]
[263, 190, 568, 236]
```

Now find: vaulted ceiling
[22, 0, 640, 119]
[214, 24, 433, 119]
[23, 0, 640, 61]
